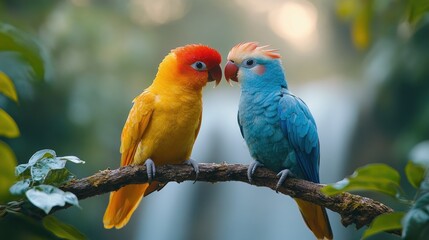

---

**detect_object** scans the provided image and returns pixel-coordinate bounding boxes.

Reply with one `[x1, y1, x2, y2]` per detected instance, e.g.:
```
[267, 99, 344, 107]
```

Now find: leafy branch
[2, 155, 396, 234]
[4, 145, 429, 239]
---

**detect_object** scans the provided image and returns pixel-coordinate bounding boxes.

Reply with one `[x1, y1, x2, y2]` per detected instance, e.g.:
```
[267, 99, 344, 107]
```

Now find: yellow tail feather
[103, 183, 149, 229]
[294, 198, 333, 240]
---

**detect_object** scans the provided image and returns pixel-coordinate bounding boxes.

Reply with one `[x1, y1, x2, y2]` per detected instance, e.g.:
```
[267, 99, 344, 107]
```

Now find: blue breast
[239, 90, 299, 173]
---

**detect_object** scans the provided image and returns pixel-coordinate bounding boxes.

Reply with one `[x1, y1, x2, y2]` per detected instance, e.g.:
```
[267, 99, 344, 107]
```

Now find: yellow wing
[104, 90, 155, 229]
[194, 111, 202, 141]
[120, 90, 155, 166]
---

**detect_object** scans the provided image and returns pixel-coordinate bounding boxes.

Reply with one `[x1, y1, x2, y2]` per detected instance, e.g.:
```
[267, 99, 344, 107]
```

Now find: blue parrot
[224, 42, 333, 240]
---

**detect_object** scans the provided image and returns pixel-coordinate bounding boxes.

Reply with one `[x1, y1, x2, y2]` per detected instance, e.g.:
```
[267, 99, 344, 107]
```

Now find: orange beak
[224, 61, 238, 83]
[208, 65, 222, 86]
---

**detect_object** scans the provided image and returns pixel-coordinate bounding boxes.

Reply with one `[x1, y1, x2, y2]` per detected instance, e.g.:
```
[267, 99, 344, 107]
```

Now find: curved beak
[208, 65, 222, 86]
[224, 61, 238, 83]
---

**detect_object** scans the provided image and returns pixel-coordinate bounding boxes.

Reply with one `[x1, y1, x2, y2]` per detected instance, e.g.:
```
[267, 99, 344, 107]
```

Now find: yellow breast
[134, 88, 202, 165]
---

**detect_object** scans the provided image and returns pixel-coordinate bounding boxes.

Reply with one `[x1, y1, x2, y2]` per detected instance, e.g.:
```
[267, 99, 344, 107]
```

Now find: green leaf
[322, 164, 401, 197]
[0, 141, 17, 201]
[15, 150, 83, 185]
[30, 159, 66, 183]
[44, 168, 75, 186]
[0, 23, 46, 80]
[30, 161, 53, 182]
[406, 161, 426, 188]
[15, 163, 31, 177]
[407, 141, 429, 188]
[0, 108, 19, 138]
[30, 157, 69, 183]
[25, 185, 79, 214]
[42, 157, 67, 170]
[62, 192, 79, 207]
[0, 71, 18, 102]
[43, 215, 86, 240]
[58, 156, 85, 164]
[403, 193, 429, 240]
[362, 212, 405, 239]
[9, 179, 31, 195]
[28, 149, 56, 165]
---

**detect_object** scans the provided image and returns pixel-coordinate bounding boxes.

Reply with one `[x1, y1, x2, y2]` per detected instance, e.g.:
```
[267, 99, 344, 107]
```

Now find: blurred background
[1, 0, 429, 239]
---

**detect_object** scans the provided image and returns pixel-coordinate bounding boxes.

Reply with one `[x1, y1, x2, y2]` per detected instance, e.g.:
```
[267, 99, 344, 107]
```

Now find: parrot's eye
[243, 58, 256, 68]
[191, 61, 207, 71]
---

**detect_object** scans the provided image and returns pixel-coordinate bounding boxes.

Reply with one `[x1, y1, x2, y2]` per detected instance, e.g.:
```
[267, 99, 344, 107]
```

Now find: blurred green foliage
[0, 26, 22, 203]
[345, 4, 429, 184]
[0, 137, 16, 201]
[0, 23, 46, 80]
[0, 20, 51, 204]
[336, 0, 429, 49]
[43, 216, 86, 240]
[323, 142, 429, 239]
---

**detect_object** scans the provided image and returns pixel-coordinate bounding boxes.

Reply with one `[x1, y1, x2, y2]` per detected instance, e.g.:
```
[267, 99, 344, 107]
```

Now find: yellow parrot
[103, 44, 222, 229]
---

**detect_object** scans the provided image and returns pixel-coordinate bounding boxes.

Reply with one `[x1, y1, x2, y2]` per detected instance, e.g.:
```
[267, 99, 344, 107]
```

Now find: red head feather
[173, 44, 222, 69]
[160, 44, 222, 89]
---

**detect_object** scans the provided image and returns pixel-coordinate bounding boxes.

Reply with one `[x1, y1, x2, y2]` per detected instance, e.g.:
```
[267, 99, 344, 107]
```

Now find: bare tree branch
[58, 163, 394, 230]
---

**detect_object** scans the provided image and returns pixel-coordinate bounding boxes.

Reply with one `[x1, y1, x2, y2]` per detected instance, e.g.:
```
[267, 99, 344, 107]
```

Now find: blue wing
[278, 90, 320, 183]
[237, 111, 244, 138]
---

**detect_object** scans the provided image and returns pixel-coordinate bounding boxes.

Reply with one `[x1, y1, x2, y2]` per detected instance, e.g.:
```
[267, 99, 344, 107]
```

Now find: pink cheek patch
[253, 65, 266, 75]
